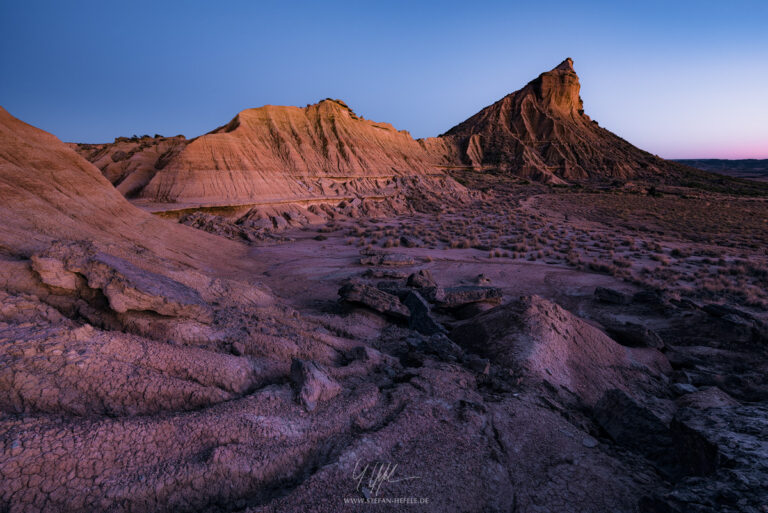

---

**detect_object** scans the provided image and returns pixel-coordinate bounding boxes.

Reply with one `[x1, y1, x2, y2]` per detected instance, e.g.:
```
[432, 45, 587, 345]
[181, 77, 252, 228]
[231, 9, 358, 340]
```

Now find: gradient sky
[1, 0, 766, 158]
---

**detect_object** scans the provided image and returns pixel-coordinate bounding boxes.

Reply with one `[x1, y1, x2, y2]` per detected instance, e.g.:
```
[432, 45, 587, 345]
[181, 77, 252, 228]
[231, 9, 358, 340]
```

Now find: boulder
[451, 302, 497, 320]
[30, 255, 79, 291]
[605, 322, 665, 349]
[450, 295, 669, 405]
[403, 291, 444, 335]
[375, 281, 410, 300]
[338, 282, 410, 319]
[362, 269, 409, 280]
[32, 242, 213, 322]
[360, 253, 416, 266]
[405, 333, 464, 362]
[348, 346, 397, 368]
[406, 269, 437, 288]
[435, 286, 502, 308]
[593, 389, 674, 465]
[416, 285, 445, 303]
[290, 359, 341, 411]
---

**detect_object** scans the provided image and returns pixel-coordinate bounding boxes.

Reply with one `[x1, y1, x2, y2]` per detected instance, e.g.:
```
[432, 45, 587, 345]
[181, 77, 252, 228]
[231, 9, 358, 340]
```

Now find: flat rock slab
[89, 253, 213, 321]
[339, 282, 410, 319]
[32, 241, 213, 322]
[360, 253, 416, 266]
[435, 286, 502, 308]
[362, 269, 409, 280]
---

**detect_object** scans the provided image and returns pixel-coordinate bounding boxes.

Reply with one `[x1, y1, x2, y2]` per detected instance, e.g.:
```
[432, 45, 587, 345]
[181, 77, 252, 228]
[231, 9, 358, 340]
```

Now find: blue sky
[1, 0, 766, 158]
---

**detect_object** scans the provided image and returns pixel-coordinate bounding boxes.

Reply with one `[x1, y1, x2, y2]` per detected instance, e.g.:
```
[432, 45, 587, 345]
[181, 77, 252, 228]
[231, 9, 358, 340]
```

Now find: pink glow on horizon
[665, 148, 768, 160]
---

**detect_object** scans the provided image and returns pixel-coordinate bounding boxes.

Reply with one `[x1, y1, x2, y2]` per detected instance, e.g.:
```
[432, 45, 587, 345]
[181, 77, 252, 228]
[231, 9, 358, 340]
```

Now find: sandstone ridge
[440, 58, 672, 182]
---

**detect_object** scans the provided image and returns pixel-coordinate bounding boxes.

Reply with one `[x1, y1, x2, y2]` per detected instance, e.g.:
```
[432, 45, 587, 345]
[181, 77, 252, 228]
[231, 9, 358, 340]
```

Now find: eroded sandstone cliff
[441, 58, 670, 181]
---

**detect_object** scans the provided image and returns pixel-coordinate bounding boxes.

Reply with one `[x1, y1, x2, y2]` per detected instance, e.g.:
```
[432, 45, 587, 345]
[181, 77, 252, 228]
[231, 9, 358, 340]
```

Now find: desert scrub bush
[727, 264, 748, 276]
[613, 257, 632, 268]
[449, 238, 471, 249]
[588, 261, 617, 274]
[383, 237, 399, 248]
[566, 251, 582, 267]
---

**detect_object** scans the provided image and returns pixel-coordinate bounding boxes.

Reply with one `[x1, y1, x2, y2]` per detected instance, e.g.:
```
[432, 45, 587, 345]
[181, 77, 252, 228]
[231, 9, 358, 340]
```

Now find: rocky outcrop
[0, 106, 256, 275]
[2, 60, 766, 513]
[69, 58, 699, 227]
[450, 295, 670, 405]
[606, 322, 665, 349]
[407, 269, 437, 288]
[32, 241, 213, 322]
[360, 252, 417, 266]
[440, 58, 675, 182]
[0, 308, 258, 416]
[65, 57, 745, 248]
[435, 286, 503, 309]
[134, 100, 458, 208]
[290, 359, 341, 411]
[338, 282, 410, 319]
[70, 135, 187, 197]
[404, 290, 445, 335]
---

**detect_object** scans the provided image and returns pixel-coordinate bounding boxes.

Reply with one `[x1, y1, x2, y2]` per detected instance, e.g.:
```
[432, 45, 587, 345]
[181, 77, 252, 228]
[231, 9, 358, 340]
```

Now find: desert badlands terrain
[1, 59, 767, 512]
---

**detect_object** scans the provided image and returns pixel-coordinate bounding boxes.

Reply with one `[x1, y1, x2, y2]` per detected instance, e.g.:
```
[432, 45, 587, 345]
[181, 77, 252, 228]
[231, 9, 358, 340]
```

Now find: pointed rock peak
[530, 57, 582, 114]
[314, 98, 360, 119]
[317, 98, 352, 111]
[553, 57, 575, 73]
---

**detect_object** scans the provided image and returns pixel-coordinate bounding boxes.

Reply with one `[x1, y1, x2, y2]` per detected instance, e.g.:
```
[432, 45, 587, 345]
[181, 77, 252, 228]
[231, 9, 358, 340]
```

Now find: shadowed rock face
[440, 58, 671, 182]
[69, 135, 188, 198]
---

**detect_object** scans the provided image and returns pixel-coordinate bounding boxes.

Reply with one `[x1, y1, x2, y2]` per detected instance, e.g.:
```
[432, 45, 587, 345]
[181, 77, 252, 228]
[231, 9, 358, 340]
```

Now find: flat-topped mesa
[440, 58, 670, 182]
[135, 99, 456, 207]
